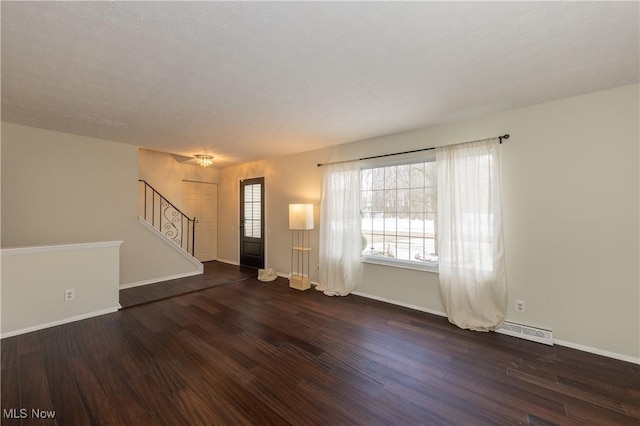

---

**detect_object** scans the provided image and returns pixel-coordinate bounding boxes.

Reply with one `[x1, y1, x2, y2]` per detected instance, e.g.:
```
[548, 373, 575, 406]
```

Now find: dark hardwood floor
[2, 276, 639, 425]
[119, 261, 256, 308]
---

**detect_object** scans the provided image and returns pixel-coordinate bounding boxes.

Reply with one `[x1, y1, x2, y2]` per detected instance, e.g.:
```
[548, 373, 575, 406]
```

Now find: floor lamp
[289, 203, 313, 290]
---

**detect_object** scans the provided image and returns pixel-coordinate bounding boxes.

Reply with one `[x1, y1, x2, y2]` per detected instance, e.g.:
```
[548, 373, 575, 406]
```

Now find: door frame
[239, 176, 266, 269]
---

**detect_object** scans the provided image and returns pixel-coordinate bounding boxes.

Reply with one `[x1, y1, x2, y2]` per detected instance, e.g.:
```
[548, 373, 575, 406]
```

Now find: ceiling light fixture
[195, 154, 214, 167]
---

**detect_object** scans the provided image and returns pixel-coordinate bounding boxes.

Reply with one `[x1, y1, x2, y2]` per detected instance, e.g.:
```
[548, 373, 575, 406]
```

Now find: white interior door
[182, 181, 218, 262]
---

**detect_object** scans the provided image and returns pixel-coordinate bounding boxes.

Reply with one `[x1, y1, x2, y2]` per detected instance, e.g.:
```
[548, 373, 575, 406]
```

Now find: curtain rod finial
[499, 134, 510, 144]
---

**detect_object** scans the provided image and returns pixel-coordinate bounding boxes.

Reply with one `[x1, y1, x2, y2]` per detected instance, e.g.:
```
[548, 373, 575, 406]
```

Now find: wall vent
[495, 321, 553, 346]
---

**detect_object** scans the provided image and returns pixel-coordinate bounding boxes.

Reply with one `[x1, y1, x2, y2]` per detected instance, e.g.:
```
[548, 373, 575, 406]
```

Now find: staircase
[138, 180, 197, 257]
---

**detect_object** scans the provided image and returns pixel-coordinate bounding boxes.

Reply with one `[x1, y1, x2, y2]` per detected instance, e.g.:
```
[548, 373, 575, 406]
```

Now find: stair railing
[138, 180, 196, 256]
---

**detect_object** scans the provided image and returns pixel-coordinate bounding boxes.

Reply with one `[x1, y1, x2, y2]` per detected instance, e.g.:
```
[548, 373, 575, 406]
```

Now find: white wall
[1, 123, 201, 285]
[1, 242, 121, 336]
[218, 84, 639, 361]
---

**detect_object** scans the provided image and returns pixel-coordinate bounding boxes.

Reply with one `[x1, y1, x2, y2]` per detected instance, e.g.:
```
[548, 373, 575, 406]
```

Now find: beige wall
[217, 149, 325, 271]
[1, 242, 121, 336]
[138, 148, 219, 210]
[139, 148, 219, 262]
[1, 123, 201, 285]
[218, 84, 639, 361]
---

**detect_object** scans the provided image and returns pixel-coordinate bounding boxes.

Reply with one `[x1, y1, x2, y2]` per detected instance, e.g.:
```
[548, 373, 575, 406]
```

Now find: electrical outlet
[515, 300, 525, 313]
[64, 289, 75, 302]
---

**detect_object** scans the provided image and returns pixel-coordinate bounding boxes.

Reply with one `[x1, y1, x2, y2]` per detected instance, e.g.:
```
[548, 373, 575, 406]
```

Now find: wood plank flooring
[2, 276, 639, 425]
[119, 261, 256, 308]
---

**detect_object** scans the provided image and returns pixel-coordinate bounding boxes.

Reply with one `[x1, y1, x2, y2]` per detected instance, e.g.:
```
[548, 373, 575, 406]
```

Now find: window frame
[359, 152, 439, 273]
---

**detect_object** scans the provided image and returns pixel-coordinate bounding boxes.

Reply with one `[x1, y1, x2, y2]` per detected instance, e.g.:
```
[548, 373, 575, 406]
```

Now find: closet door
[182, 181, 218, 262]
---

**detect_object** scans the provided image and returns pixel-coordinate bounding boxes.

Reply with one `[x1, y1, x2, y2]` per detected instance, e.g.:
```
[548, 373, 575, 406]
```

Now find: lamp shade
[289, 204, 314, 230]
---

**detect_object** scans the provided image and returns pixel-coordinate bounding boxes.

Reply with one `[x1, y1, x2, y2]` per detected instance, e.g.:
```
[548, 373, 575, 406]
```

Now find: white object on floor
[257, 268, 277, 282]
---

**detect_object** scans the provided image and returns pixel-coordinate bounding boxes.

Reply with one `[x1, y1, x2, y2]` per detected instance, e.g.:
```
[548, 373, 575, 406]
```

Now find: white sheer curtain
[317, 161, 361, 296]
[436, 138, 507, 331]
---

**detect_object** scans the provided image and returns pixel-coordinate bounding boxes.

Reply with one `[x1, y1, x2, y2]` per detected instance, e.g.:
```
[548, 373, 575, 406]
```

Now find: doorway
[239, 177, 265, 269]
[182, 181, 218, 262]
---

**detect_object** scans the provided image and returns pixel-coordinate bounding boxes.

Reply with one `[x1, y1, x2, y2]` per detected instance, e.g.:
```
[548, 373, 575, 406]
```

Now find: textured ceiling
[2, 2, 638, 167]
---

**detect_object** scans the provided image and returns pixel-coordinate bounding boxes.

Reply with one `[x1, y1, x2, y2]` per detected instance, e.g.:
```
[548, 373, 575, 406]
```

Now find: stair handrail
[138, 179, 196, 256]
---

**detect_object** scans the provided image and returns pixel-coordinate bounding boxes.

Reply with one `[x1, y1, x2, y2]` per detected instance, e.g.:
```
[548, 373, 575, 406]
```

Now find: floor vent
[495, 321, 553, 346]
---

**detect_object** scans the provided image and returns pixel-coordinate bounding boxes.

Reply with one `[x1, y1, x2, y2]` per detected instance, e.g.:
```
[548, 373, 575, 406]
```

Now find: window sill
[360, 255, 439, 274]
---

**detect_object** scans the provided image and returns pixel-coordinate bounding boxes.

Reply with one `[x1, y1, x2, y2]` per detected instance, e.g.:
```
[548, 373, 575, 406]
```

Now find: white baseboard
[350, 291, 639, 365]
[553, 339, 640, 365]
[119, 270, 203, 289]
[351, 291, 447, 318]
[1, 306, 120, 339]
[216, 258, 240, 266]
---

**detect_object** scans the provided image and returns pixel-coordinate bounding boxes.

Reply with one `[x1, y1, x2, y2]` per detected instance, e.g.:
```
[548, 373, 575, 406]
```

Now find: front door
[239, 177, 265, 268]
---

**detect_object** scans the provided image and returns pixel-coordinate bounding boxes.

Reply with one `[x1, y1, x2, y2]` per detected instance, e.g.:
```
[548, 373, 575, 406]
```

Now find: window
[243, 183, 262, 238]
[361, 159, 437, 269]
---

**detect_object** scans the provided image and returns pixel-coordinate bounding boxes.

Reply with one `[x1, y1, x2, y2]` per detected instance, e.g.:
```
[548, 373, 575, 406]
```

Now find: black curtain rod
[317, 134, 510, 167]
